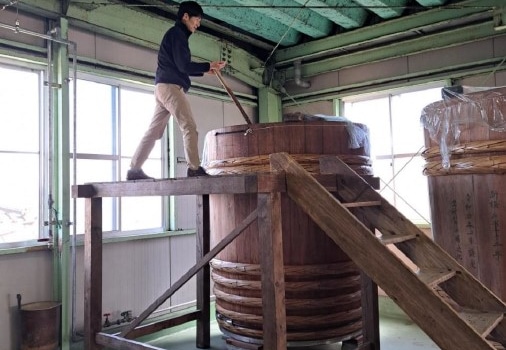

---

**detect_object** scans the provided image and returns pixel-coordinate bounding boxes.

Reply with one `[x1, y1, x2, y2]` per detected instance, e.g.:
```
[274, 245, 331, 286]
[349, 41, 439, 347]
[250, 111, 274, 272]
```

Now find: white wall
[0, 250, 53, 350]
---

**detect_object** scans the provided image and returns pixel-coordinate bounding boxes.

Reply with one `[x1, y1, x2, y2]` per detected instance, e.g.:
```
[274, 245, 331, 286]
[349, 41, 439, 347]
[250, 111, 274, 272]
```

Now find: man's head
[178, 1, 203, 33]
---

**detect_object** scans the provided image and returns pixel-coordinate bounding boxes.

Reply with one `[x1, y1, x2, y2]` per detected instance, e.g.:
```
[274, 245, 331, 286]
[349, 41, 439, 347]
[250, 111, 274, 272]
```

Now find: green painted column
[258, 87, 282, 123]
[52, 17, 72, 350]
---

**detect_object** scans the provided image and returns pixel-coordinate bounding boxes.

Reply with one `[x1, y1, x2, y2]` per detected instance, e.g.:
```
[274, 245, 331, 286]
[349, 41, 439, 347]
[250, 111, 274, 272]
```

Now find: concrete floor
[72, 297, 440, 349]
[138, 297, 440, 350]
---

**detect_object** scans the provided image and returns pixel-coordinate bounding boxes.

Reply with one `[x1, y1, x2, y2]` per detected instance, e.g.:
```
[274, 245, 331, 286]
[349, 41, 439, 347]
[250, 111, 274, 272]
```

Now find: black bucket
[20, 301, 61, 350]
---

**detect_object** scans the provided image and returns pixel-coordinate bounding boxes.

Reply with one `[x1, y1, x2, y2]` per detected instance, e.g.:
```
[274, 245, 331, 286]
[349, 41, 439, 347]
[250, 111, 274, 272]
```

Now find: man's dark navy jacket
[155, 21, 210, 92]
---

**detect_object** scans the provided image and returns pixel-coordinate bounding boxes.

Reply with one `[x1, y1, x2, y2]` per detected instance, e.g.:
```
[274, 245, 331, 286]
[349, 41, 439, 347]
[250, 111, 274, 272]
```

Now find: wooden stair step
[417, 268, 456, 287]
[489, 340, 506, 350]
[378, 232, 417, 245]
[458, 309, 504, 337]
[342, 200, 381, 208]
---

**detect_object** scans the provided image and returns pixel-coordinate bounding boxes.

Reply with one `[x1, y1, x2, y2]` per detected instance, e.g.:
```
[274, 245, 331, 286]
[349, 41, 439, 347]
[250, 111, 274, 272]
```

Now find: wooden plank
[124, 311, 200, 339]
[270, 152, 498, 350]
[84, 197, 102, 350]
[72, 174, 262, 198]
[378, 232, 418, 245]
[196, 195, 210, 348]
[458, 310, 503, 337]
[96, 333, 162, 349]
[342, 200, 381, 208]
[258, 192, 287, 350]
[120, 208, 259, 338]
[417, 268, 456, 288]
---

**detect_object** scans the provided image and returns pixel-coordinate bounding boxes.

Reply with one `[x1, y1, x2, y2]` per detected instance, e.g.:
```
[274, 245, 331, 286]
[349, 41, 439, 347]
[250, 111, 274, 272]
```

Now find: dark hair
[177, 1, 204, 20]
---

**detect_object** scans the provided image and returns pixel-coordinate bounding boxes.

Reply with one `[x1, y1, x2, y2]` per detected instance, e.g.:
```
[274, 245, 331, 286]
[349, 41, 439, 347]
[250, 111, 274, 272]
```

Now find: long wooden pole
[214, 69, 253, 125]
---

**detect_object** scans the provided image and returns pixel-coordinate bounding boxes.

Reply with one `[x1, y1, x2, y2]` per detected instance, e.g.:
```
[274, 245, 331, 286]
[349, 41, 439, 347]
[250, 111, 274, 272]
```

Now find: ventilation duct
[294, 60, 311, 88]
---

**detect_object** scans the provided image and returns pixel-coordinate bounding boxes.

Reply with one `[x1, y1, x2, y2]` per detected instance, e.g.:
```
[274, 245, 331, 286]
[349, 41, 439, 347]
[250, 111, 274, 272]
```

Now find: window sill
[0, 229, 196, 256]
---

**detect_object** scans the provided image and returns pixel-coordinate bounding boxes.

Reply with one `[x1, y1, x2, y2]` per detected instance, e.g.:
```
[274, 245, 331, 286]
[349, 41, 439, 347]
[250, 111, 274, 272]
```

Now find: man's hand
[208, 61, 227, 74]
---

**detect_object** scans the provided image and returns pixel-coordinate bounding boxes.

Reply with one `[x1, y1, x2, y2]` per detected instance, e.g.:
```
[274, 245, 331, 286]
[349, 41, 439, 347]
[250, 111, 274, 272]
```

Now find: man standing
[127, 1, 226, 180]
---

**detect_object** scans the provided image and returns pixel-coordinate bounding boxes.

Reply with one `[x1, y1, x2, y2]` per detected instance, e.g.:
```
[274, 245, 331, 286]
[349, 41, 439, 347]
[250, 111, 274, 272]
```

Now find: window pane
[0, 66, 41, 243]
[391, 88, 441, 154]
[344, 98, 391, 157]
[0, 154, 40, 243]
[0, 67, 39, 152]
[120, 88, 159, 158]
[71, 159, 117, 233]
[393, 156, 431, 225]
[72, 80, 116, 154]
[120, 158, 163, 231]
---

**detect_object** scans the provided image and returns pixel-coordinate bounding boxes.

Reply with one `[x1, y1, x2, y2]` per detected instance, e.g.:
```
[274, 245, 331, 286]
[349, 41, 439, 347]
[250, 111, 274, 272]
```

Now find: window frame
[340, 81, 447, 226]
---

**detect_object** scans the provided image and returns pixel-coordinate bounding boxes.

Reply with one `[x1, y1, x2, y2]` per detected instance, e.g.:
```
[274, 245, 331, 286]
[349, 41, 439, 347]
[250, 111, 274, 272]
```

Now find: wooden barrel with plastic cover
[422, 87, 506, 301]
[203, 120, 372, 345]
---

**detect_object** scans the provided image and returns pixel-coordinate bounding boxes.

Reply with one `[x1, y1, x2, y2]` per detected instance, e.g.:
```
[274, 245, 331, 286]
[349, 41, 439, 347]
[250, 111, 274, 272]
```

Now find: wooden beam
[84, 198, 103, 350]
[73, 174, 261, 198]
[120, 311, 200, 340]
[258, 192, 287, 349]
[120, 208, 259, 338]
[96, 333, 162, 349]
[196, 195, 210, 348]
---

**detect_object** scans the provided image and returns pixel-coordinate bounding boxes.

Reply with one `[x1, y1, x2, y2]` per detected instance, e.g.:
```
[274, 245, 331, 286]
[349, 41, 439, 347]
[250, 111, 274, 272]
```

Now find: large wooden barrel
[422, 87, 506, 301]
[203, 121, 372, 345]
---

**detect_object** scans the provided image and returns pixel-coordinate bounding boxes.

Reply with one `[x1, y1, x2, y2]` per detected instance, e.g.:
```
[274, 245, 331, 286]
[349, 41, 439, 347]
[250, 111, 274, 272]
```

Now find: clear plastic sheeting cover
[421, 86, 506, 168]
[283, 112, 370, 155]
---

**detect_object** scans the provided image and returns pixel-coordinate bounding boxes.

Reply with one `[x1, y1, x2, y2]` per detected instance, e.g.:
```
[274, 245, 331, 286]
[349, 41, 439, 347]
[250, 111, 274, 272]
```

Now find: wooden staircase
[270, 152, 506, 350]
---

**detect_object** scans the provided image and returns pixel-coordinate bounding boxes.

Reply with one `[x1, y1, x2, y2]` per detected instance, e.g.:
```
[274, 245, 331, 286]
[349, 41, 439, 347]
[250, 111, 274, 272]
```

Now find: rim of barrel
[208, 120, 368, 136]
[21, 301, 61, 311]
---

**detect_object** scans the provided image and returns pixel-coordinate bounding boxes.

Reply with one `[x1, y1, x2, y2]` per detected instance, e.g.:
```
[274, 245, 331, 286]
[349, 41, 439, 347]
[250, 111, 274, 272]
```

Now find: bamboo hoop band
[217, 316, 362, 342]
[213, 288, 361, 309]
[204, 154, 372, 175]
[210, 259, 360, 277]
[423, 139, 506, 175]
[212, 272, 361, 292]
[422, 140, 506, 159]
[215, 303, 362, 328]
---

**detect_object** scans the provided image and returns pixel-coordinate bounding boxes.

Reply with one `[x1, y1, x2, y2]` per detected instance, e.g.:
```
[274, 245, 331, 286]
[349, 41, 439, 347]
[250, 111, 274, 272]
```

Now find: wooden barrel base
[211, 259, 363, 342]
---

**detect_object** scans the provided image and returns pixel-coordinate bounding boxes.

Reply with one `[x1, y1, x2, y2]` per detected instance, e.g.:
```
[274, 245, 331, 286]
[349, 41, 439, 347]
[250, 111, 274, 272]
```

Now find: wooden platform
[72, 168, 381, 350]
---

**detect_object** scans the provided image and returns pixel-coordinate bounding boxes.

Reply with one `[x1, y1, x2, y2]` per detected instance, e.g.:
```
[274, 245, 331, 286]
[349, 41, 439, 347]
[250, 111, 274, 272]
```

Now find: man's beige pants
[130, 83, 200, 171]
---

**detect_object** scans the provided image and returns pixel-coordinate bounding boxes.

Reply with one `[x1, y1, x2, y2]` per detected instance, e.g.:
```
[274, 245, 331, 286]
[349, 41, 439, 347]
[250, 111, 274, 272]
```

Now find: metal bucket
[20, 301, 61, 350]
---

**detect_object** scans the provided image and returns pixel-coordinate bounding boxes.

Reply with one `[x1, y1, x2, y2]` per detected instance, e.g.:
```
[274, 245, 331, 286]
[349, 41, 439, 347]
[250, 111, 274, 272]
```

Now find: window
[0, 64, 42, 243]
[70, 79, 165, 235]
[343, 84, 444, 225]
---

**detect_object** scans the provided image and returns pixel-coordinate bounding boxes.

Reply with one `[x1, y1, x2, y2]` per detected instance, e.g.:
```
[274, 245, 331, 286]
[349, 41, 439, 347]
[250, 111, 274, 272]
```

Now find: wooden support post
[257, 192, 286, 350]
[355, 208, 380, 350]
[84, 197, 103, 350]
[196, 194, 210, 348]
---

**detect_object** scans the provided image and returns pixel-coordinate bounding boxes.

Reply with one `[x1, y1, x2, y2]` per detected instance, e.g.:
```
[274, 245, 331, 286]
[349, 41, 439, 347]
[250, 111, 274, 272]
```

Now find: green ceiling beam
[232, 0, 333, 38]
[6, 0, 265, 87]
[172, 0, 301, 46]
[282, 20, 501, 80]
[353, 0, 408, 19]
[274, 0, 503, 65]
[292, 0, 368, 29]
[416, 0, 447, 5]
